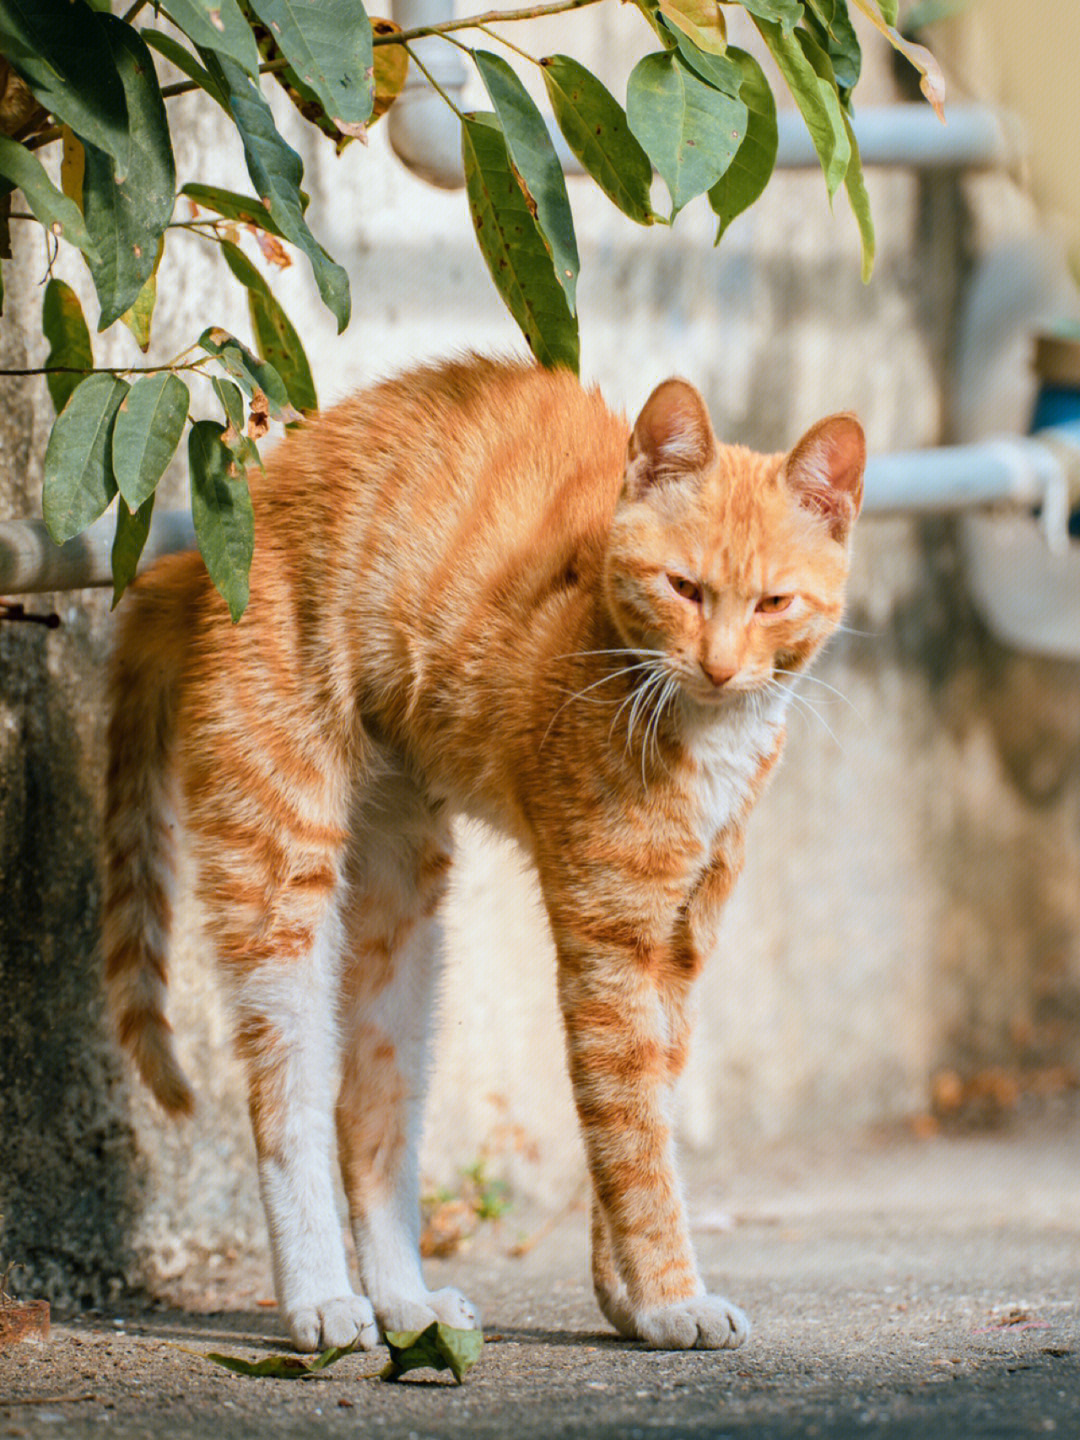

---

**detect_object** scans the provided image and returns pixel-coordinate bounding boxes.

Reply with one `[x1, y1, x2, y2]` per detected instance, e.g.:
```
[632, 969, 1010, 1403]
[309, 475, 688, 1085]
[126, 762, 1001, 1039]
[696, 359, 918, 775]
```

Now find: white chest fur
[684, 691, 789, 839]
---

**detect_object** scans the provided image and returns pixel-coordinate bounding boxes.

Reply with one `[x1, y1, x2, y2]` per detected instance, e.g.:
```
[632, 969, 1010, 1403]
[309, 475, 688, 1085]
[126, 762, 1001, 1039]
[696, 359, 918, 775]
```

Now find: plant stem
[0, 361, 211, 379]
[372, 0, 604, 45]
[403, 44, 466, 120]
[474, 23, 542, 65]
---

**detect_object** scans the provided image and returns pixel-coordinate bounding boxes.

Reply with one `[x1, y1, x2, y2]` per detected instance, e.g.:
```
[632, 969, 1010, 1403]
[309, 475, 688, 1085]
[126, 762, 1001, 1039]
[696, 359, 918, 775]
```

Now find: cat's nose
[701, 660, 737, 688]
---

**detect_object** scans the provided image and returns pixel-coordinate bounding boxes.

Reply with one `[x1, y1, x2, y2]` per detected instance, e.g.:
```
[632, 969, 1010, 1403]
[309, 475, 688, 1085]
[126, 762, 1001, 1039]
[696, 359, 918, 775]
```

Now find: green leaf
[734, 0, 803, 26]
[657, 19, 743, 96]
[793, 26, 850, 194]
[627, 51, 746, 217]
[199, 1343, 358, 1377]
[0, 134, 98, 263]
[753, 17, 847, 197]
[83, 18, 176, 330]
[142, 29, 228, 108]
[382, 1324, 483, 1385]
[111, 491, 154, 607]
[159, 0, 261, 79]
[876, 0, 898, 23]
[803, 0, 861, 93]
[461, 114, 579, 375]
[540, 55, 656, 226]
[198, 325, 299, 420]
[0, 0, 130, 176]
[42, 279, 94, 415]
[112, 373, 190, 510]
[245, 0, 374, 133]
[179, 183, 287, 237]
[658, 0, 727, 57]
[42, 373, 129, 544]
[120, 237, 164, 353]
[841, 109, 874, 281]
[200, 51, 351, 330]
[708, 47, 777, 241]
[219, 241, 318, 412]
[474, 50, 579, 315]
[188, 419, 254, 623]
[212, 375, 264, 469]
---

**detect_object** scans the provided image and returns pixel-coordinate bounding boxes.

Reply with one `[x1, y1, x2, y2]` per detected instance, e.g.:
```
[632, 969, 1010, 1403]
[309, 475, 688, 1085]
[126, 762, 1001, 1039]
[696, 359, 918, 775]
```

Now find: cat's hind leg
[336, 763, 479, 1336]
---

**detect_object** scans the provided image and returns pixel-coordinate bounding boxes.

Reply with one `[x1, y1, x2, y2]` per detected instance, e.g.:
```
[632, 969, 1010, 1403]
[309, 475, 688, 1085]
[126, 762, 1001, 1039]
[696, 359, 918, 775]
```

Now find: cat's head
[603, 378, 865, 708]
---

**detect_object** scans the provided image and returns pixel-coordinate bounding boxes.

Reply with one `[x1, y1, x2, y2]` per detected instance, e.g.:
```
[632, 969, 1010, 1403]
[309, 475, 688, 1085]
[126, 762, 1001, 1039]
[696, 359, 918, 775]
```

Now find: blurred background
[1, 0, 1078, 1304]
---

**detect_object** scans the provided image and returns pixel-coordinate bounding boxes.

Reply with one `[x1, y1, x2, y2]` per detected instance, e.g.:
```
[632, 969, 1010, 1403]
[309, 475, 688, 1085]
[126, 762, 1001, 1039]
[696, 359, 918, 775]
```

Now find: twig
[0, 360, 211, 379]
[403, 44, 466, 121]
[373, 0, 605, 45]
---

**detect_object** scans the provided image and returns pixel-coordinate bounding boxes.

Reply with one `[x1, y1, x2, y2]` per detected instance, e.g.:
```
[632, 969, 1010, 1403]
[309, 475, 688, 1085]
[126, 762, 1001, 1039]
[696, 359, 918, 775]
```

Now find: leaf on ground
[201, 1343, 359, 1377]
[382, 1323, 483, 1384]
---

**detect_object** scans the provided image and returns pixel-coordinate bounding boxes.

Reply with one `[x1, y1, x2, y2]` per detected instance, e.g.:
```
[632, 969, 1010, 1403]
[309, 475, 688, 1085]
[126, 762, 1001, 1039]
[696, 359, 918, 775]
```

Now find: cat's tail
[103, 555, 200, 1117]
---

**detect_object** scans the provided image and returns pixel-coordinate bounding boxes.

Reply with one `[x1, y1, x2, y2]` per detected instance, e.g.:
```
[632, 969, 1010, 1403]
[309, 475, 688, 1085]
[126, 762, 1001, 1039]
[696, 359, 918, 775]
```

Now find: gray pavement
[2, 1111, 1079, 1438]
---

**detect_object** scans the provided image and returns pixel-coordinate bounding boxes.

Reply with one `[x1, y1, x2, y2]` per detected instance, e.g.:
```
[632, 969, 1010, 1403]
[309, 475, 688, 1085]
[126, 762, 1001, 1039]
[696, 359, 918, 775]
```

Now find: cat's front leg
[557, 937, 749, 1351]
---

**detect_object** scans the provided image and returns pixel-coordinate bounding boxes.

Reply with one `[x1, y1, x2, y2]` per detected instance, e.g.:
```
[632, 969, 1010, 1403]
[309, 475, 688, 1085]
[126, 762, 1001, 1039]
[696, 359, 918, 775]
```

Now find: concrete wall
[2, 7, 1079, 1298]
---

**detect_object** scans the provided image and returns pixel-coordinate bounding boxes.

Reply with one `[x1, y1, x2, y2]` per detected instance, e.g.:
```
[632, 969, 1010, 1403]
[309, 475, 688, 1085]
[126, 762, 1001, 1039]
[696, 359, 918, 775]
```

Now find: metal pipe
[0, 510, 196, 596]
[4, 431, 1077, 596]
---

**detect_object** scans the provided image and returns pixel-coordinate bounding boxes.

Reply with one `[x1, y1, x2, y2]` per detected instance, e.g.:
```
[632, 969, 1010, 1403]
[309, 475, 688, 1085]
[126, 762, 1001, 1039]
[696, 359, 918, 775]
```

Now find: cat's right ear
[624, 379, 717, 499]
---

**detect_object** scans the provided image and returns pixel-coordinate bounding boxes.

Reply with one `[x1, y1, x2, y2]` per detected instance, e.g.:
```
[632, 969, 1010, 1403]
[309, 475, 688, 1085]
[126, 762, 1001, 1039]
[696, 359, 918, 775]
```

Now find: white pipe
[0, 510, 196, 596]
[386, 0, 1019, 190]
[3, 432, 1077, 596]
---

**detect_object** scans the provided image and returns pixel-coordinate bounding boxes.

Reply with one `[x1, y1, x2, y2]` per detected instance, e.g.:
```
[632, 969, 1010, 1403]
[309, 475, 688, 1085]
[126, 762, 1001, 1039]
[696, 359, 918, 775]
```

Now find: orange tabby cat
[104, 356, 864, 1353]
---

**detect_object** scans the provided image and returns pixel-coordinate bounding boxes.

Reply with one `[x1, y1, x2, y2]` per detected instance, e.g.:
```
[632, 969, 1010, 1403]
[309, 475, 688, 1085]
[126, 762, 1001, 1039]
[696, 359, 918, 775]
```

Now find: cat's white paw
[635, 1294, 750, 1351]
[375, 1286, 481, 1335]
[285, 1294, 379, 1353]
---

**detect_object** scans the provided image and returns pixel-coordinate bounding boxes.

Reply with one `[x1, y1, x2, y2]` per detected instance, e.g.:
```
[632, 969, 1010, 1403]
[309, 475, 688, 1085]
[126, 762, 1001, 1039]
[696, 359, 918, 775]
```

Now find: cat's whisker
[541, 661, 660, 750]
[783, 669, 863, 719]
[770, 682, 845, 751]
[625, 667, 667, 758]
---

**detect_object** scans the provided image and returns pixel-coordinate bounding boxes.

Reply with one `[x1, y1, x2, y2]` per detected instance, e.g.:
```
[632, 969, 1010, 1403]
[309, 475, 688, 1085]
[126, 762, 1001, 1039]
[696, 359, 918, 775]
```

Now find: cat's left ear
[784, 413, 866, 542]
[624, 379, 717, 499]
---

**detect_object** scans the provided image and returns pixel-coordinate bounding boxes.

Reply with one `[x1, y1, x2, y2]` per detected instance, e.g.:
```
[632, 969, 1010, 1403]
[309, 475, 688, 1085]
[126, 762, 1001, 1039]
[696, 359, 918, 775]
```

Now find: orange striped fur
[104, 356, 864, 1352]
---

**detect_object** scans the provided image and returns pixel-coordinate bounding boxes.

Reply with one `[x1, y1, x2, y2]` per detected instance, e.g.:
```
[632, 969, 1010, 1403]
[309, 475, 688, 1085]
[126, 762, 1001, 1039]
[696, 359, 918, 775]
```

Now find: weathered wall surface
[2, 9, 1079, 1298]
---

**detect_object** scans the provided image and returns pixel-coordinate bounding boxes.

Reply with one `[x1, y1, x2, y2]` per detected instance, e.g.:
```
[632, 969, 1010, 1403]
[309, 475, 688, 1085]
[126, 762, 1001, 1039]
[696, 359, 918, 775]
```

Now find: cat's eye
[756, 594, 793, 614]
[668, 574, 703, 604]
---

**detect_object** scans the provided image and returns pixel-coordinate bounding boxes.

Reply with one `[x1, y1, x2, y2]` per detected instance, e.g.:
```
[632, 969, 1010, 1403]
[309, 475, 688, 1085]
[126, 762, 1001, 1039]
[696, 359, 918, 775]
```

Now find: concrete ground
[2, 1110, 1079, 1439]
